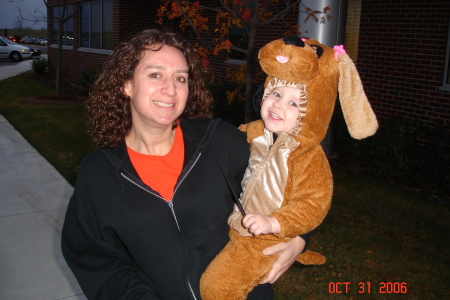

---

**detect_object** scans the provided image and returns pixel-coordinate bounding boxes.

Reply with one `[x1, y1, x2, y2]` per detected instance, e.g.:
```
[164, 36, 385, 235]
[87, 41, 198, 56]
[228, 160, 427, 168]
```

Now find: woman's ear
[337, 53, 378, 139]
[122, 81, 132, 98]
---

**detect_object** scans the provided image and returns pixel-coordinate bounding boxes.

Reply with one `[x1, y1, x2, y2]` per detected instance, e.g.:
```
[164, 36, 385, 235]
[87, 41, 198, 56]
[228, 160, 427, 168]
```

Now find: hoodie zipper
[120, 152, 202, 300]
[172, 152, 201, 300]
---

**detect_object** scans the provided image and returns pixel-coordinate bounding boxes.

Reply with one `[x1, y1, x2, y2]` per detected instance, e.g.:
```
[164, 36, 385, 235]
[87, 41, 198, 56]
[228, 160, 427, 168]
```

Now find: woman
[61, 29, 308, 300]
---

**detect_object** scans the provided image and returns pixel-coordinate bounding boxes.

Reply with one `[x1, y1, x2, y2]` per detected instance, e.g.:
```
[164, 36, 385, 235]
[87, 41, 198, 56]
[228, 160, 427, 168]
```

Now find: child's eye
[273, 92, 281, 98]
[289, 101, 298, 107]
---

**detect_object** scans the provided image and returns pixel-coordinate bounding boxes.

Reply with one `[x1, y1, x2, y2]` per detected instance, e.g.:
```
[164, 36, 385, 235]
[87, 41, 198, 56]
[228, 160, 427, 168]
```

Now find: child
[231, 83, 309, 238]
[200, 36, 378, 300]
[200, 77, 329, 300]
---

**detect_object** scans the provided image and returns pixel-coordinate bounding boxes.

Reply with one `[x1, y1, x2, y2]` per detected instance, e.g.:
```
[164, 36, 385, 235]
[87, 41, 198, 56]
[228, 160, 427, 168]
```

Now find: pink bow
[334, 45, 346, 59]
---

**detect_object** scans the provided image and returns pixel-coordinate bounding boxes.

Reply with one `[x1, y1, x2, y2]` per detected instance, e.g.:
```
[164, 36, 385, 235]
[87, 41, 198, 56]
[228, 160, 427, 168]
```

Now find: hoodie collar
[101, 118, 220, 172]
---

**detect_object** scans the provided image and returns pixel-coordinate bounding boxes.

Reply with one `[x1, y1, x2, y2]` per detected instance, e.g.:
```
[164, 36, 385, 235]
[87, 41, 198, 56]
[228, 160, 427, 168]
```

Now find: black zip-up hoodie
[61, 118, 257, 299]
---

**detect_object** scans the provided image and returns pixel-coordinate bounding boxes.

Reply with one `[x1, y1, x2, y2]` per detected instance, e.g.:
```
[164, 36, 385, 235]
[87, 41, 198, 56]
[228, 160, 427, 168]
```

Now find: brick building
[357, 0, 450, 127]
[46, 0, 449, 126]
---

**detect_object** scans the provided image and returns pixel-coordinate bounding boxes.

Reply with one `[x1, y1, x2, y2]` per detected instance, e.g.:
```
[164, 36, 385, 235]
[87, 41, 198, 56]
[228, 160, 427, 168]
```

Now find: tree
[10, 0, 47, 27]
[50, 0, 86, 97]
[157, 0, 331, 122]
[10, 0, 85, 98]
[12, 7, 30, 37]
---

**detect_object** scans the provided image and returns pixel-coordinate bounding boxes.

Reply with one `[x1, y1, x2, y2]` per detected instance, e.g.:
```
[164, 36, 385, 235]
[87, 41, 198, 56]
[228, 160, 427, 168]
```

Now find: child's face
[260, 86, 300, 134]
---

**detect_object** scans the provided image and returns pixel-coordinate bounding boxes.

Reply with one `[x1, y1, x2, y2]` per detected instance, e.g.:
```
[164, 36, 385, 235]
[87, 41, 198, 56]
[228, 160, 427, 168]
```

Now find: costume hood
[258, 35, 378, 148]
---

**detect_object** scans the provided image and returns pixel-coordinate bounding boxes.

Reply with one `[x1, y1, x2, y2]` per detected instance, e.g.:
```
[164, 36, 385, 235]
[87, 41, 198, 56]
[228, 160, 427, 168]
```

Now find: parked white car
[22, 36, 34, 44]
[35, 37, 48, 45]
[0, 37, 33, 61]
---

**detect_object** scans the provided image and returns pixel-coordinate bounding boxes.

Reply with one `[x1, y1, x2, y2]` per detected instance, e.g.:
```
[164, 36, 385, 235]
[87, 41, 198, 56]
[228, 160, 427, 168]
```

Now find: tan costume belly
[228, 129, 299, 236]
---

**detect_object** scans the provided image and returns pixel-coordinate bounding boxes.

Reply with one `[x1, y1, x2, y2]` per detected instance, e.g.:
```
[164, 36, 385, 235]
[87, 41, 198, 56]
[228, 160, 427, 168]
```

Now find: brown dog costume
[200, 36, 378, 300]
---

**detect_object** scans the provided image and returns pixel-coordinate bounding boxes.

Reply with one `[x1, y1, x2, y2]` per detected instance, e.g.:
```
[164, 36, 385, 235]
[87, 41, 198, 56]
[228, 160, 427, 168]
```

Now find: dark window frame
[80, 0, 113, 50]
[51, 5, 74, 46]
[441, 18, 450, 92]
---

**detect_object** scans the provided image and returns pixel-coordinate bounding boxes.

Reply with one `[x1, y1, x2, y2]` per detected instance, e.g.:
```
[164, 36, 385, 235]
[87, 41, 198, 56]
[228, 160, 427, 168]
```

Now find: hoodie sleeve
[61, 162, 159, 300]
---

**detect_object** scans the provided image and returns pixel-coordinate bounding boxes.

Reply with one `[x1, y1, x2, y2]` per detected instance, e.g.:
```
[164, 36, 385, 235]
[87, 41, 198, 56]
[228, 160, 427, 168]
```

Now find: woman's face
[123, 45, 189, 130]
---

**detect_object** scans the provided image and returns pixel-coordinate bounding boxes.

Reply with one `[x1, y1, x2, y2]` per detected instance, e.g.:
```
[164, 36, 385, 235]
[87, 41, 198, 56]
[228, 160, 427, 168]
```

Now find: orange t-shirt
[127, 126, 184, 201]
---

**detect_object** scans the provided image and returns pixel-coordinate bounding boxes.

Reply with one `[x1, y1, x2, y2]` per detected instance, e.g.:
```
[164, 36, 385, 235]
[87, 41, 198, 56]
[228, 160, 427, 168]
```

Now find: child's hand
[242, 214, 280, 235]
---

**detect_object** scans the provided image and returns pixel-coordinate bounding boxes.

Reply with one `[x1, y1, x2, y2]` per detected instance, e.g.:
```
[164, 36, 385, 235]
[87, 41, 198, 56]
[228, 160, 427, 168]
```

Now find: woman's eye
[176, 76, 187, 83]
[289, 101, 298, 107]
[149, 73, 160, 79]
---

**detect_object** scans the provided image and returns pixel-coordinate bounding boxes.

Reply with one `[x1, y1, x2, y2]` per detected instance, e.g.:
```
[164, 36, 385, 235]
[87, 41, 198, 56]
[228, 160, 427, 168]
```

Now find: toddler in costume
[200, 35, 378, 300]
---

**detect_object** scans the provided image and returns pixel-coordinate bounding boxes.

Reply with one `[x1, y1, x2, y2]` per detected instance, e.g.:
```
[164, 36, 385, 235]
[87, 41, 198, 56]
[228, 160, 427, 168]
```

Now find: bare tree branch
[260, 0, 300, 27]
[9, 0, 47, 26]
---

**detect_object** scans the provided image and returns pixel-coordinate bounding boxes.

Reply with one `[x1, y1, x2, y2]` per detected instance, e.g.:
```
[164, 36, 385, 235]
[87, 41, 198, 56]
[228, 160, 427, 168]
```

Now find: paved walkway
[0, 59, 86, 299]
[0, 56, 43, 81]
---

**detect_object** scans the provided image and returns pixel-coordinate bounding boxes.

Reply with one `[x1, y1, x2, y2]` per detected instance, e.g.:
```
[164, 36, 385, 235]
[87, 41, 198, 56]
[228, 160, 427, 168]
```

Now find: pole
[298, 0, 349, 157]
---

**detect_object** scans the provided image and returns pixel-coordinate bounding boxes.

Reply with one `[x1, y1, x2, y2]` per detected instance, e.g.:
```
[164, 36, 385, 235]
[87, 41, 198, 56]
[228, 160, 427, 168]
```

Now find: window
[52, 5, 74, 46]
[81, 0, 113, 50]
[441, 18, 450, 92]
[228, 26, 248, 61]
[226, 1, 255, 62]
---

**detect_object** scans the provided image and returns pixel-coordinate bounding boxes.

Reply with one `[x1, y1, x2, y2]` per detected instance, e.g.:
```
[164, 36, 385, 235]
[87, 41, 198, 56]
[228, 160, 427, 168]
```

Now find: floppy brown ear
[338, 53, 378, 139]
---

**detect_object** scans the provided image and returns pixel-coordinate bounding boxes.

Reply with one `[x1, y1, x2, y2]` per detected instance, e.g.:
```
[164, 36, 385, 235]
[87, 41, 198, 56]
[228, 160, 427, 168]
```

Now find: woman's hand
[260, 236, 306, 284]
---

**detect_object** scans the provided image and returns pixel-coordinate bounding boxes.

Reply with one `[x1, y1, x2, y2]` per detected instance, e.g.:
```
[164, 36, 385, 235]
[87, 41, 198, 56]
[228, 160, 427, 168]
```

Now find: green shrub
[422, 122, 450, 194]
[79, 65, 102, 95]
[31, 57, 48, 74]
[335, 116, 449, 196]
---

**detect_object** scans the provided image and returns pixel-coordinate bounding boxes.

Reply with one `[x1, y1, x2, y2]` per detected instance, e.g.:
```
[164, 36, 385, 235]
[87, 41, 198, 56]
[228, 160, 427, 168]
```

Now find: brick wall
[358, 0, 450, 126]
[46, 0, 449, 127]
[47, 0, 162, 82]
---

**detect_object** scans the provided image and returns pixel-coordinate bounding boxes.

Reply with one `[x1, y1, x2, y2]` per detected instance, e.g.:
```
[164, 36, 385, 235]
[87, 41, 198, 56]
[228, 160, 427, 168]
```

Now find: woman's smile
[153, 100, 175, 108]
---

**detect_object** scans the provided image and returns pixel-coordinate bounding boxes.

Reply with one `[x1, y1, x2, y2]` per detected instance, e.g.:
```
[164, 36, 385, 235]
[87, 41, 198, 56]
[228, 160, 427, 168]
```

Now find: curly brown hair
[86, 29, 214, 148]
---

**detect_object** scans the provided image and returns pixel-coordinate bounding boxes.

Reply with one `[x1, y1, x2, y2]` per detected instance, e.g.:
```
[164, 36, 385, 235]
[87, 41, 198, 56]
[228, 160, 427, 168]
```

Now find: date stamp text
[328, 282, 408, 294]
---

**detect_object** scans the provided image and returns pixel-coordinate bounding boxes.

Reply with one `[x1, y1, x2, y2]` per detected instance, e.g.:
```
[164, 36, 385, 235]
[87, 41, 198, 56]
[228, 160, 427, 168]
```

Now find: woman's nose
[161, 78, 176, 95]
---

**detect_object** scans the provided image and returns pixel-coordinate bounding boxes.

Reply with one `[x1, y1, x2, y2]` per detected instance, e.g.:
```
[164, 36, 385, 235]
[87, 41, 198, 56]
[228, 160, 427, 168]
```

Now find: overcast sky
[0, 0, 47, 30]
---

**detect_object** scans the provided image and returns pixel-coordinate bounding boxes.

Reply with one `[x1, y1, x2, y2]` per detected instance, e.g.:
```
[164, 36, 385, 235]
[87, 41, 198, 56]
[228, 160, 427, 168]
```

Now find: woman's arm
[61, 175, 158, 299]
[260, 236, 306, 284]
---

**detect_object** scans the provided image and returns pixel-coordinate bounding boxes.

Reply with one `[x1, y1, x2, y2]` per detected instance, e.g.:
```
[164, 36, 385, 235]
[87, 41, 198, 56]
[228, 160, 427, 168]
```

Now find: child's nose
[273, 98, 282, 108]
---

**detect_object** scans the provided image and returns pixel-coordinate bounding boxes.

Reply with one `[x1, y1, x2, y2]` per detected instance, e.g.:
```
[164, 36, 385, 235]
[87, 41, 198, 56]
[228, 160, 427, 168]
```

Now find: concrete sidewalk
[0, 59, 86, 299]
[0, 56, 46, 81]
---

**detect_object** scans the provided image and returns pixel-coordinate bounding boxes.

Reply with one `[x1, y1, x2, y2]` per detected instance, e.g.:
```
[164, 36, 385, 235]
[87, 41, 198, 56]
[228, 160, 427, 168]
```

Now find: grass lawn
[274, 168, 449, 299]
[0, 76, 93, 185]
[1, 75, 449, 299]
